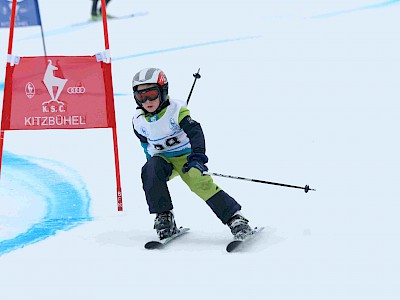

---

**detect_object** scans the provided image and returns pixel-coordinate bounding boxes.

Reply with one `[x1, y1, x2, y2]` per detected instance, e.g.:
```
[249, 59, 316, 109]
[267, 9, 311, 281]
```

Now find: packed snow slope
[1, 1, 399, 299]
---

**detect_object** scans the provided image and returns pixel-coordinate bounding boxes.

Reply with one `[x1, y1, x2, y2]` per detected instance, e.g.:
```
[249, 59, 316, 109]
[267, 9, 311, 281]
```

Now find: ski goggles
[134, 86, 160, 104]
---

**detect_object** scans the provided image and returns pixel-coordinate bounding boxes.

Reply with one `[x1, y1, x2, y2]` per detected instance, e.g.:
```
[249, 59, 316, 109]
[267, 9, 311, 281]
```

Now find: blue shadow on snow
[0, 152, 92, 256]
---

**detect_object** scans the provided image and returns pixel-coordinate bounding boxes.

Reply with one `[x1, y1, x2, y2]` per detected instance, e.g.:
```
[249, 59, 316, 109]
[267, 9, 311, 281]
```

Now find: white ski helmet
[132, 68, 169, 108]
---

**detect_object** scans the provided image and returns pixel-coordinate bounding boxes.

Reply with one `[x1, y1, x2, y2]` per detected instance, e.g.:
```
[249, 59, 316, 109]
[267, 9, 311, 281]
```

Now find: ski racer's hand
[182, 153, 208, 177]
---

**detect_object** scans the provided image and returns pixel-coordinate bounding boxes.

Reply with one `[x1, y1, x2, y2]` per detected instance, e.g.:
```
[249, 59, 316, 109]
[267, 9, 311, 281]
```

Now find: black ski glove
[182, 153, 208, 176]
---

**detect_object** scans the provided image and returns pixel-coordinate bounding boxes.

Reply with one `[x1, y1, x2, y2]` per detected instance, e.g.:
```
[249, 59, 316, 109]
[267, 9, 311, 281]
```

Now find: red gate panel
[7, 56, 109, 130]
[1, 0, 123, 211]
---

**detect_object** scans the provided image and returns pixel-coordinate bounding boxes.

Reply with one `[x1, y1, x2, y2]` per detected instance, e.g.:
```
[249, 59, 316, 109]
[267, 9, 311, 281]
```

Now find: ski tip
[144, 227, 190, 250]
[226, 226, 265, 252]
[178, 227, 190, 233]
[226, 240, 242, 252]
[144, 241, 163, 250]
[254, 226, 265, 232]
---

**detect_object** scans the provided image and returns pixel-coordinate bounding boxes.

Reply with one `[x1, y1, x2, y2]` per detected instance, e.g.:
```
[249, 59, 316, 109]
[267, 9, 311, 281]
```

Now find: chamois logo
[25, 82, 35, 99]
[42, 60, 68, 105]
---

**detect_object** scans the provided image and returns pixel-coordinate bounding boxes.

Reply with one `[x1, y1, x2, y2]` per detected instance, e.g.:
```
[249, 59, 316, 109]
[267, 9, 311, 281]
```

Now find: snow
[1, 0, 400, 299]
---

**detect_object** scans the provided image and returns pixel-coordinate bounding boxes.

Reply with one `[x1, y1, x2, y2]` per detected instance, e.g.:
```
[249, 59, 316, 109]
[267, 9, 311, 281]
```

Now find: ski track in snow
[112, 36, 262, 61]
[15, 11, 150, 41]
[0, 152, 92, 256]
[18, 0, 399, 40]
[11, 0, 400, 43]
[310, 0, 400, 18]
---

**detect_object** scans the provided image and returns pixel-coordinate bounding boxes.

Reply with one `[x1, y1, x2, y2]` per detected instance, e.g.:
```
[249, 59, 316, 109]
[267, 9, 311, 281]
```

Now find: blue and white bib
[133, 99, 191, 157]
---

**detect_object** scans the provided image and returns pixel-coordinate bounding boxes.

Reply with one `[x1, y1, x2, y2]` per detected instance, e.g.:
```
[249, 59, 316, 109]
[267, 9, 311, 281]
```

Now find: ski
[226, 226, 264, 253]
[72, 11, 149, 27]
[144, 227, 190, 250]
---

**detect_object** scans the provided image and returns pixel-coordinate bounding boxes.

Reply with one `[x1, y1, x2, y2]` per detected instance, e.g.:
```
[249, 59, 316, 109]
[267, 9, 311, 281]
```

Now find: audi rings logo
[67, 86, 86, 94]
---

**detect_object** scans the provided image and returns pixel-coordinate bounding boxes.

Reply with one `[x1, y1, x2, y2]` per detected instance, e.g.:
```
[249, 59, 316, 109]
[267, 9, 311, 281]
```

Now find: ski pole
[186, 68, 201, 105]
[204, 171, 316, 193]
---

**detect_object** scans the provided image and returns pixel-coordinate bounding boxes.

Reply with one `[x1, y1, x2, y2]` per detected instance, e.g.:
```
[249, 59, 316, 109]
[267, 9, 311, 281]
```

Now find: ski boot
[91, 13, 114, 21]
[91, 13, 101, 21]
[154, 211, 178, 240]
[227, 213, 252, 239]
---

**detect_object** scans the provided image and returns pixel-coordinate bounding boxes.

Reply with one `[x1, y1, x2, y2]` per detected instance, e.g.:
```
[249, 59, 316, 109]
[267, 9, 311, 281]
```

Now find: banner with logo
[4, 56, 110, 130]
[1, 0, 122, 211]
[0, 55, 123, 211]
[0, 0, 41, 28]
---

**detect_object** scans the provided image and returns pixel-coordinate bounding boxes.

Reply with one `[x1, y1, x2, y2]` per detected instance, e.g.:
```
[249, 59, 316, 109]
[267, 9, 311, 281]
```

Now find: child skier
[91, 0, 112, 20]
[132, 67, 252, 240]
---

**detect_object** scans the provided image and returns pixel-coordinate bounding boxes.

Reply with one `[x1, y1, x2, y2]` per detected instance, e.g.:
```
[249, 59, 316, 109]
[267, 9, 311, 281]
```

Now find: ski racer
[131, 67, 253, 240]
[91, 0, 112, 20]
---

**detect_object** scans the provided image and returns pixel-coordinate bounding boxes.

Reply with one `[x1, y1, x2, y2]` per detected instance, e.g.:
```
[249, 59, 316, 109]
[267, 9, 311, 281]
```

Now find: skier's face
[136, 84, 161, 113]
